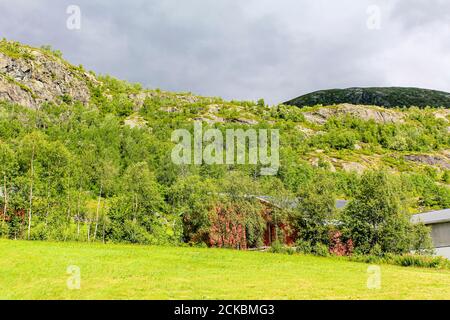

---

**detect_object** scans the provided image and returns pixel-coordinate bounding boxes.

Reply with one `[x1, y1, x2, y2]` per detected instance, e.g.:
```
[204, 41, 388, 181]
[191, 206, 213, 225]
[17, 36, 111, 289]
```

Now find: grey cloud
[391, 0, 450, 30]
[0, 0, 449, 104]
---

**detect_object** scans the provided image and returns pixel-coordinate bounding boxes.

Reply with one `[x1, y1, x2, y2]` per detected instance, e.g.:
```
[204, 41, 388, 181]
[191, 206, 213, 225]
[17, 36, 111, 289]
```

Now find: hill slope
[285, 87, 450, 108]
[0, 40, 449, 246]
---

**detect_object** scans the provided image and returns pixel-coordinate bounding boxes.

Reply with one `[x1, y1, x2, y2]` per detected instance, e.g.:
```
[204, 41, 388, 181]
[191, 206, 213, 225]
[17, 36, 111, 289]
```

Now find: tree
[341, 171, 413, 254]
[0, 142, 17, 222]
[105, 162, 166, 244]
[168, 175, 216, 243]
[292, 172, 336, 246]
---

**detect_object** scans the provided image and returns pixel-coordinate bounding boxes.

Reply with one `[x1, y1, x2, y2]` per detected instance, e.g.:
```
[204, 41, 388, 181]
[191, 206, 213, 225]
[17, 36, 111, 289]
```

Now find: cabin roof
[411, 209, 450, 225]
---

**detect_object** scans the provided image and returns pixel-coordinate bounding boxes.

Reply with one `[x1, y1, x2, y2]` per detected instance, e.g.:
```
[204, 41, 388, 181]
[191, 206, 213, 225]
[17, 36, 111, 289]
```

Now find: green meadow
[0, 240, 449, 300]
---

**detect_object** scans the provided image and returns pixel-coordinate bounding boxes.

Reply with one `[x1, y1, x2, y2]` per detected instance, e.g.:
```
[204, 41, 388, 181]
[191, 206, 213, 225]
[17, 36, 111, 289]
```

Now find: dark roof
[255, 196, 348, 210]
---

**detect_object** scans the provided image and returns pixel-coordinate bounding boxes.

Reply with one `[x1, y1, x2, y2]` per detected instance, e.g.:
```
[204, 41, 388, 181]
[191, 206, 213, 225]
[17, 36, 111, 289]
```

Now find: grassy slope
[1, 240, 450, 300]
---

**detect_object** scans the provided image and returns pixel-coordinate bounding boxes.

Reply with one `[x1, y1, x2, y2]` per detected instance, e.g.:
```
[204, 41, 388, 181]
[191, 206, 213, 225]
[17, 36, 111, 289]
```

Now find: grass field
[0, 240, 450, 300]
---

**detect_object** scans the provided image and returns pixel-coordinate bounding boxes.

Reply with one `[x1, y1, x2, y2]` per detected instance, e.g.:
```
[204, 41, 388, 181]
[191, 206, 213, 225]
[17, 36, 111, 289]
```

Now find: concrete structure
[412, 209, 450, 260]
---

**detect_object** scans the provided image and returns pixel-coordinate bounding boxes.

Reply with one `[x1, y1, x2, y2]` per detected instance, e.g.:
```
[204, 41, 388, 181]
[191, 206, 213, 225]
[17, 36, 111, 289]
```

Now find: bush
[269, 240, 295, 255]
[387, 254, 449, 269]
[312, 243, 330, 257]
[369, 244, 383, 257]
[0, 220, 9, 238]
[348, 253, 450, 269]
[269, 240, 284, 253]
[295, 240, 312, 254]
[329, 230, 354, 256]
[348, 254, 382, 264]
[29, 223, 48, 241]
[410, 223, 434, 255]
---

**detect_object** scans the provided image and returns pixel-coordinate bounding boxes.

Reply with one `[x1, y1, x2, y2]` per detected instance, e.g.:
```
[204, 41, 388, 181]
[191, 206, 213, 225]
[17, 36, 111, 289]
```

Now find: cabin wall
[430, 222, 450, 259]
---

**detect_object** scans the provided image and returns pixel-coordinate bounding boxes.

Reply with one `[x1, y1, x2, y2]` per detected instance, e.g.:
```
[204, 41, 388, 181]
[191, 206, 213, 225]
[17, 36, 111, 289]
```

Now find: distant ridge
[284, 87, 450, 108]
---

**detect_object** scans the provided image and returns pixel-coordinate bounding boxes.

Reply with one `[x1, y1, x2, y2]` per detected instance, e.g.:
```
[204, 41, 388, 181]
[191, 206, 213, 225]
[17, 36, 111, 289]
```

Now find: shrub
[269, 240, 284, 253]
[295, 240, 312, 254]
[410, 223, 434, 255]
[312, 243, 330, 257]
[29, 223, 48, 241]
[348, 253, 450, 269]
[387, 254, 449, 269]
[269, 240, 296, 255]
[348, 254, 381, 264]
[329, 230, 353, 256]
[0, 220, 9, 238]
[369, 244, 383, 257]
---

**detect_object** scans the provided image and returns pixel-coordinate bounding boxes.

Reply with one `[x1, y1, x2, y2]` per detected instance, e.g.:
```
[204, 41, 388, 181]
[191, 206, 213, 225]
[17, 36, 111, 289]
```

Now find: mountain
[0, 39, 449, 242]
[285, 87, 450, 108]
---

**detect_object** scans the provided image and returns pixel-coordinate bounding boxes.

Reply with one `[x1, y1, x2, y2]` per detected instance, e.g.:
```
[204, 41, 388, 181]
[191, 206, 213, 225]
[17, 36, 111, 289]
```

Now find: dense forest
[0, 40, 449, 257]
[285, 87, 450, 108]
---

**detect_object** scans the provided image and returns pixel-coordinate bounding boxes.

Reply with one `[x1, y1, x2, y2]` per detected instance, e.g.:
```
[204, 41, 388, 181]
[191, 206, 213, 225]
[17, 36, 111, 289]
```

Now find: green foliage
[349, 253, 450, 269]
[0, 221, 8, 238]
[286, 87, 450, 108]
[295, 239, 312, 254]
[168, 175, 216, 243]
[0, 41, 448, 253]
[410, 223, 434, 255]
[0, 39, 35, 60]
[341, 171, 416, 255]
[40, 45, 63, 59]
[269, 240, 295, 255]
[292, 173, 336, 246]
[313, 128, 358, 150]
[312, 243, 330, 257]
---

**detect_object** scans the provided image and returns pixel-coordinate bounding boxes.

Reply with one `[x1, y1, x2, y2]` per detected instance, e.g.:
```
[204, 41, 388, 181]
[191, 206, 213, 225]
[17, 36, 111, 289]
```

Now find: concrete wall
[435, 247, 450, 260]
[430, 222, 450, 248]
[430, 222, 450, 260]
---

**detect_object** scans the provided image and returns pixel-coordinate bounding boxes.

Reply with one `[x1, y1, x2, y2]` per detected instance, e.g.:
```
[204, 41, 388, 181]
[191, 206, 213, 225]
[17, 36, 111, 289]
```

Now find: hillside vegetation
[285, 87, 450, 108]
[0, 40, 449, 253]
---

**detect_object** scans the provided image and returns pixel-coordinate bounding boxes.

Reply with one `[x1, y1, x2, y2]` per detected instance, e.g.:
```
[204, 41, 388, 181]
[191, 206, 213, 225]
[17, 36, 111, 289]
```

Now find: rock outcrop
[302, 104, 404, 125]
[0, 49, 94, 109]
[404, 154, 450, 169]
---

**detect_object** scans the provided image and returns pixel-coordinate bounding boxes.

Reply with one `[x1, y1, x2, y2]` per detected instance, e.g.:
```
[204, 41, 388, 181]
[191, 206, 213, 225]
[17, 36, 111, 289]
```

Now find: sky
[1, 0, 449, 105]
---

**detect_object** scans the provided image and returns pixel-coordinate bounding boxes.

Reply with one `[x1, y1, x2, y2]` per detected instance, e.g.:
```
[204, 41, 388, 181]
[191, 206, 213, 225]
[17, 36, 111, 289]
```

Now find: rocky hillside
[285, 87, 450, 108]
[0, 40, 449, 213]
[0, 40, 96, 109]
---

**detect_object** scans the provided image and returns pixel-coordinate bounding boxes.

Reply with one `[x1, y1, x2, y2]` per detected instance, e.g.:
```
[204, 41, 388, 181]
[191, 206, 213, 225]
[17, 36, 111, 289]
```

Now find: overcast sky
[1, 0, 449, 104]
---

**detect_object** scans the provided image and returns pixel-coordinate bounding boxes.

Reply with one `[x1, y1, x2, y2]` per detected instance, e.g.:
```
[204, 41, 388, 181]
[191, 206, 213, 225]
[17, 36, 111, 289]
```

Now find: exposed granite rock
[124, 114, 148, 129]
[160, 106, 180, 113]
[434, 109, 450, 122]
[341, 162, 366, 174]
[0, 78, 36, 108]
[0, 50, 94, 109]
[192, 116, 259, 125]
[303, 104, 404, 125]
[404, 154, 450, 169]
[230, 118, 259, 125]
